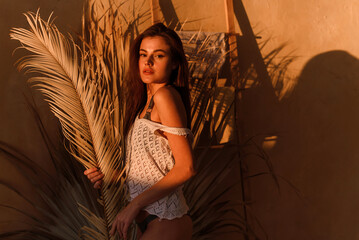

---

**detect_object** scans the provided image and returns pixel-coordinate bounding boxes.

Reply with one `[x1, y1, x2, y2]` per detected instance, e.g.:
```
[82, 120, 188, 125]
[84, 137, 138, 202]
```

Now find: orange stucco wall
[1, 0, 358, 239]
[235, 1, 359, 239]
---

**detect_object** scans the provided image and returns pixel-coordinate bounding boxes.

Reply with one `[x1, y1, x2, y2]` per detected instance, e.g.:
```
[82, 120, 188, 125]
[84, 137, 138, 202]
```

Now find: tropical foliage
[7, 2, 139, 237]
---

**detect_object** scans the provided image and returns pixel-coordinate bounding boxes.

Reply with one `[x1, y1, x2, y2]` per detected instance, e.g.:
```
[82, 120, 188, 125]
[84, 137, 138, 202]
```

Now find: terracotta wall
[233, 1, 359, 239]
[1, 0, 358, 239]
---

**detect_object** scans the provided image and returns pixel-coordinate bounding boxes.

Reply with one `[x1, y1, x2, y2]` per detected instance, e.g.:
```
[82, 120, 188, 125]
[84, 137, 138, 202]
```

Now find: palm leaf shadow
[182, 17, 301, 238]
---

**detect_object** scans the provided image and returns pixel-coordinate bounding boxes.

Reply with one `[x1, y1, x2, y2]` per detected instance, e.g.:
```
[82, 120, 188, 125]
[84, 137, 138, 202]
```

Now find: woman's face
[138, 36, 176, 85]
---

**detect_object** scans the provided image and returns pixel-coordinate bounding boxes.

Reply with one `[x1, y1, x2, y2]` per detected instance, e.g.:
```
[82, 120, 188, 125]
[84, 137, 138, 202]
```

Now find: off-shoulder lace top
[125, 105, 193, 220]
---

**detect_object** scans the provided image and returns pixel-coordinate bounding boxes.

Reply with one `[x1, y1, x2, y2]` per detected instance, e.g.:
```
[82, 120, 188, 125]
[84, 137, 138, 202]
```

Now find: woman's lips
[143, 68, 154, 75]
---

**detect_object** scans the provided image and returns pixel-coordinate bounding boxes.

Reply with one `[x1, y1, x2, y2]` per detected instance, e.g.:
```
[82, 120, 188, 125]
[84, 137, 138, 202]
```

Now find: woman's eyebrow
[139, 49, 168, 53]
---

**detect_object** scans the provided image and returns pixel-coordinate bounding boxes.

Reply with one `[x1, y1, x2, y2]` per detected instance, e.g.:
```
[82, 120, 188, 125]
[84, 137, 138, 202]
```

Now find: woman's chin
[141, 77, 167, 85]
[140, 75, 154, 83]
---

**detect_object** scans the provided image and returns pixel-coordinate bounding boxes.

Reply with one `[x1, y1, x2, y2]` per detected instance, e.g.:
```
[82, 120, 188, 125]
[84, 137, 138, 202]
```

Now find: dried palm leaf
[10, 11, 126, 239]
[180, 31, 227, 146]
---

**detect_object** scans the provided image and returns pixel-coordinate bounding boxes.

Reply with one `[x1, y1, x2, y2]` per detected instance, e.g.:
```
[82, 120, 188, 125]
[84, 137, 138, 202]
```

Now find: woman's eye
[139, 53, 146, 57]
[155, 55, 164, 58]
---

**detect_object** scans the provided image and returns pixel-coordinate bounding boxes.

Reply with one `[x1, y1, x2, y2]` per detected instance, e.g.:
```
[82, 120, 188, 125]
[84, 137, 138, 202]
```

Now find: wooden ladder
[149, 0, 239, 85]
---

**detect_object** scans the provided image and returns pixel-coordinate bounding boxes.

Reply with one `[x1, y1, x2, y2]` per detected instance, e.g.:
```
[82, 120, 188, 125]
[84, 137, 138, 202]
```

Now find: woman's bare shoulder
[154, 86, 182, 103]
[153, 86, 186, 127]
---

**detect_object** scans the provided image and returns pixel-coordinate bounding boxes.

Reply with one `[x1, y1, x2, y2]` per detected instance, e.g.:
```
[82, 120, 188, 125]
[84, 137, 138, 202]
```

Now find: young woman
[85, 23, 195, 240]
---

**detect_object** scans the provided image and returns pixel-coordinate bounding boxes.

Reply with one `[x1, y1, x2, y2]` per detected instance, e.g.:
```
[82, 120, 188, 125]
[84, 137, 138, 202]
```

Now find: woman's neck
[146, 83, 168, 99]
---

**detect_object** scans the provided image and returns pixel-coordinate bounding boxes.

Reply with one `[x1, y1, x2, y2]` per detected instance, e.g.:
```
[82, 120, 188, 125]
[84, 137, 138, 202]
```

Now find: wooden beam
[150, 0, 161, 24]
[224, 0, 235, 33]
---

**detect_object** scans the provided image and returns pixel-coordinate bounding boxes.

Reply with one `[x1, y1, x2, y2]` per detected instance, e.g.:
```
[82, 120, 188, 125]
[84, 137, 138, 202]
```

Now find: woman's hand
[84, 167, 104, 189]
[110, 201, 141, 239]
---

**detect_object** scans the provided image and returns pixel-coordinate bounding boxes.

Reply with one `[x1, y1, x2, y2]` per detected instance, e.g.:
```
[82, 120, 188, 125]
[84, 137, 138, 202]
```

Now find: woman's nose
[145, 55, 154, 66]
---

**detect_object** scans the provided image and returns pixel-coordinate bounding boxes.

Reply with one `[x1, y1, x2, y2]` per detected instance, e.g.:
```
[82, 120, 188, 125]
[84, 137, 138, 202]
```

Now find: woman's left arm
[110, 87, 195, 239]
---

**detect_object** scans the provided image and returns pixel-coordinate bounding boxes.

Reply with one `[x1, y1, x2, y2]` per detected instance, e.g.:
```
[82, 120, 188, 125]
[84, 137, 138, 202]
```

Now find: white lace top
[125, 115, 192, 220]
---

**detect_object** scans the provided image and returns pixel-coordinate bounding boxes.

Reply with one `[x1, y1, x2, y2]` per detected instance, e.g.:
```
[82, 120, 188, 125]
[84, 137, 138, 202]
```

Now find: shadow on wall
[280, 50, 359, 239]
[242, 49, 359, 239]
[222, 1, 359, 239]
[158, 0, 181, 30]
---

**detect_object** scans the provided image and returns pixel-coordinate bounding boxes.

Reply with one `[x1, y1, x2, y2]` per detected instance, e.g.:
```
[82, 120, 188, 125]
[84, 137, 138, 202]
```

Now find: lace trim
[138, 116, 193, 138]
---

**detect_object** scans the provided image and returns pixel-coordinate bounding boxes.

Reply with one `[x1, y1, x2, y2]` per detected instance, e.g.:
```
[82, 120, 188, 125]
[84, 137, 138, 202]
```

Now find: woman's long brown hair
[123, 23, 191, 136]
